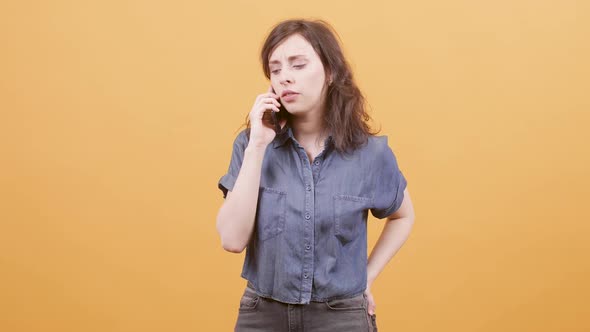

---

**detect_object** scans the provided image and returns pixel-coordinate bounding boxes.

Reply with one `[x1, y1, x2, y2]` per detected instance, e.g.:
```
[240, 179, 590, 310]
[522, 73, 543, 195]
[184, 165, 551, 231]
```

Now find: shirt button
[304, 273, 308, 278]
[306, 185, 311, 191]
[305, 214, 311, 220]
[305, 245, 311, 250]
[314, 160, 320, 166]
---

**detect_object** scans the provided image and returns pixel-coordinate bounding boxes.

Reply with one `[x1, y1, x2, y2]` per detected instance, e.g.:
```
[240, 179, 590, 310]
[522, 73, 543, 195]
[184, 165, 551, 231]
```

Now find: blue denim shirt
[218, 123, 407, 304]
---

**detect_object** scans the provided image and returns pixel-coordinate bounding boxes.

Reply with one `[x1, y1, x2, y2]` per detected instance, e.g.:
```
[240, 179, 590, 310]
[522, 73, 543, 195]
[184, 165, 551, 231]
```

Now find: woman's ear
[325, 69, 333, 85]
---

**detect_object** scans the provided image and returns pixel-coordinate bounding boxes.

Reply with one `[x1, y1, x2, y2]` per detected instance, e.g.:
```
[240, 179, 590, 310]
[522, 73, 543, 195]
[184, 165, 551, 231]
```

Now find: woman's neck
[290, 115, 328, 149]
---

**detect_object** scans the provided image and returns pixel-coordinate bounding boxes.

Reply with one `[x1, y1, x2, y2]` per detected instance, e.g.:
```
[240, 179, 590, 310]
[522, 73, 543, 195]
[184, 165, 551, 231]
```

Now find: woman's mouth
[282, 93, 299, 102]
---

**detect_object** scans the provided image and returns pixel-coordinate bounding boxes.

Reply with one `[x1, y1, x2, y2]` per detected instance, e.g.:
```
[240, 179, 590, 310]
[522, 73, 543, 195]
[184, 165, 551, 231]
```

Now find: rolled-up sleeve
[370, 136, 407, 219]
[218, 129, 249, 198]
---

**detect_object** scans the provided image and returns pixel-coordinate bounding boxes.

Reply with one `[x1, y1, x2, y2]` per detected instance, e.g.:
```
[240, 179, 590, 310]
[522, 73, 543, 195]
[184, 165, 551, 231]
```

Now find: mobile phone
[270, 87, 286, 134]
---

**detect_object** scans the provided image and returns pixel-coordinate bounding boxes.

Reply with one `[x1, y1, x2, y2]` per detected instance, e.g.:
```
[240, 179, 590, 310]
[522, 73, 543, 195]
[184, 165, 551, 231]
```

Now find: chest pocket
[333, 194, 371, 245]
[255, 187, 287, 241]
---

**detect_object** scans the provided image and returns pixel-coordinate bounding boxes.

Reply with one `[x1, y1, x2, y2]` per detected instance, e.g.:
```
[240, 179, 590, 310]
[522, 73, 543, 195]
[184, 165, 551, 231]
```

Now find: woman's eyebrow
[269, 55, 308, 65]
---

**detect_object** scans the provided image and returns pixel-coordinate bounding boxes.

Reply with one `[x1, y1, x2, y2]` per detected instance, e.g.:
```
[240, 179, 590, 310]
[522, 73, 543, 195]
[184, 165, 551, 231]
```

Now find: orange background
[1, 1, 589, 331]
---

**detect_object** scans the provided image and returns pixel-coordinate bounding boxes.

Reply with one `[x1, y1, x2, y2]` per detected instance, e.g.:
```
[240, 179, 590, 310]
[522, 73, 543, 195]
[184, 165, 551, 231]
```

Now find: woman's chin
[286, 107, 311, 115]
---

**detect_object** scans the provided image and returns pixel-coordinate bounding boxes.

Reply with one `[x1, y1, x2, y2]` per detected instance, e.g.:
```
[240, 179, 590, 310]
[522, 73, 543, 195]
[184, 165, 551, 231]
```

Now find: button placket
[297, 148, 315, 302]
[311, 158, 322, 185]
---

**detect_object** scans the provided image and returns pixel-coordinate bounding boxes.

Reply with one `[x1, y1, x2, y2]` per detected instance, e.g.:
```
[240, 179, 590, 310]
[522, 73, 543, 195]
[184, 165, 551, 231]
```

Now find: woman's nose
[279, 70, 293, 85]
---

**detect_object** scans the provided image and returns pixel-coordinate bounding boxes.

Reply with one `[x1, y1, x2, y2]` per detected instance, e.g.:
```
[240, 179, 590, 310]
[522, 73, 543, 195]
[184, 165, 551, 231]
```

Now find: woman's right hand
[248, 85, 286, 148]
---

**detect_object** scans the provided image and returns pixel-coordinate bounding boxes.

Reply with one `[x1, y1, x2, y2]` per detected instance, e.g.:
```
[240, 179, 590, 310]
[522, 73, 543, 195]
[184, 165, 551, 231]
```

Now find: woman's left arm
[365, 187, 415, 315]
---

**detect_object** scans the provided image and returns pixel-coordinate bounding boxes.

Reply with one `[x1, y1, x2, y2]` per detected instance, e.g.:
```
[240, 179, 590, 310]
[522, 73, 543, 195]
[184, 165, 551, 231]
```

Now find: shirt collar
[272, 123, 292, 148]
[272, 122, 334, 149]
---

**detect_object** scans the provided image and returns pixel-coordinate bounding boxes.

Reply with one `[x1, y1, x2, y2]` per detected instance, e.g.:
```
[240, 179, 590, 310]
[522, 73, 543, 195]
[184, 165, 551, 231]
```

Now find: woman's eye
[271, 64, 304, 75]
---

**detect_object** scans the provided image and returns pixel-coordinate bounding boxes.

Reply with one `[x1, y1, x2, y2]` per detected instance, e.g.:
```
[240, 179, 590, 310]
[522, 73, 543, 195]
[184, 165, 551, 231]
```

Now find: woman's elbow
[215, 197, 251, 253]
[221, 238, 246, 253]
[216, 221, 246, 253]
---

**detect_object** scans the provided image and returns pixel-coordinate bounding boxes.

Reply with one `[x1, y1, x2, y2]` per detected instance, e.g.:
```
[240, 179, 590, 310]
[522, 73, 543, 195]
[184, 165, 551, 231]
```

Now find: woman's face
[268, 33, 329, 115]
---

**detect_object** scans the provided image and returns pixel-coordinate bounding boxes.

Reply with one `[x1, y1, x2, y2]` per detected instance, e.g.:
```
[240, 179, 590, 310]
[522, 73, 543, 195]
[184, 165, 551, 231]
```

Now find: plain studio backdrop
[0, 1, 589, 331]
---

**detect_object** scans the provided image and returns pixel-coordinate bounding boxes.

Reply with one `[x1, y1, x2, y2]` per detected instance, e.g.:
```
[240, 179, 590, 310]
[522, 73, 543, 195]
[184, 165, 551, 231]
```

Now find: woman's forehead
[269, 35, 317, 62]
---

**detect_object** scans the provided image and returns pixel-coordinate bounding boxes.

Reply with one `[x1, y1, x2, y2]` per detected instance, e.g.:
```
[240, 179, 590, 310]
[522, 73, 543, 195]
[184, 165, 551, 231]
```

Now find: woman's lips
[282, 93, 299, 102]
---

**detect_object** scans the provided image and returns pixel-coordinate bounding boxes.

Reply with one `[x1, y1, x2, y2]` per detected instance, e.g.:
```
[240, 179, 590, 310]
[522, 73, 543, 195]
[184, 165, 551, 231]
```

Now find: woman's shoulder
[363, 133, 403, 162]
[366, 134, 391, 152]
[232, 127, 251, 145]
[333, 134, 396, 157]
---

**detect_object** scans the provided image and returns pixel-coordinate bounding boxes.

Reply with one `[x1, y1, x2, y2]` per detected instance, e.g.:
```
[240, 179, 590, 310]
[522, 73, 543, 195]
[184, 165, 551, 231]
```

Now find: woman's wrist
[245, 143, 268, 154]
[367, 277, 374, 289]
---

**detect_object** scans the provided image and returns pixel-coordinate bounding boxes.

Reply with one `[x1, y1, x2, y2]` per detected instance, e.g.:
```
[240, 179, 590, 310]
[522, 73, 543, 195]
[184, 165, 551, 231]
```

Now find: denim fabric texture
[234, 283, 378, 331]
[218, 123, 407, 305]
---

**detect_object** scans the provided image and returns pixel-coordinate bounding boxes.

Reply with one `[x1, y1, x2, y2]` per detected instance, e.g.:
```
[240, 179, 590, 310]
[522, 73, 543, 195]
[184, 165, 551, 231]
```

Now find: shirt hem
[244, 278, 366, 304]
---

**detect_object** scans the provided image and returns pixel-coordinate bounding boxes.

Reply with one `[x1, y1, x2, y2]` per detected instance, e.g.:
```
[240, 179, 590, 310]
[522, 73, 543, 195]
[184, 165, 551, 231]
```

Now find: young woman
[216, 18, 415, 332]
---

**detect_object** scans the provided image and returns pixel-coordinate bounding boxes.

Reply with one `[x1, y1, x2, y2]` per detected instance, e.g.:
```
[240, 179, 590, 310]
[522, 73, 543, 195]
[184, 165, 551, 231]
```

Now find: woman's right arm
[215, 86, 286, 253]
[215, 144, 266, 253]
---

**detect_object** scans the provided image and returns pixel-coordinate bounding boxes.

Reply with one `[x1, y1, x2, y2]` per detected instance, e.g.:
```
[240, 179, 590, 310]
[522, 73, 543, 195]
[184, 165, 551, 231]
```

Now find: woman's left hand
[364, 285, 376, 315]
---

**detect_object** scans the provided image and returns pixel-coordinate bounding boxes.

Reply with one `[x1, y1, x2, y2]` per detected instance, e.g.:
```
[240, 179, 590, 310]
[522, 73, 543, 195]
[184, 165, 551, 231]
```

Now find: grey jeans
[234, 283, 378, 332]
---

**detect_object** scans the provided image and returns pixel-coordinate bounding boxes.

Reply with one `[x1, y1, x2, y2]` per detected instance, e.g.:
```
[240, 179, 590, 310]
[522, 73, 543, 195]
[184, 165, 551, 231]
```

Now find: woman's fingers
[247, 87, 283, 147]
[263, 97, 281, 108]
[255, 91, 279, 103]
[364, 289, 376, 315]
[262, 103, 280, 113]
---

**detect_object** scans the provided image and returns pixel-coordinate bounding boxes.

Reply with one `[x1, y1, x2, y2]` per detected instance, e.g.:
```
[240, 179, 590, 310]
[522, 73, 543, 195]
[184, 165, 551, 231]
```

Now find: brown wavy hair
[240, 18, 380, 155]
